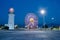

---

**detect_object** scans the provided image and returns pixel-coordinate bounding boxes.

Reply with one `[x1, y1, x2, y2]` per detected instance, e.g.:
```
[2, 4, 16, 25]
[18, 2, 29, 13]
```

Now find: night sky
[0, 0, 60, 26]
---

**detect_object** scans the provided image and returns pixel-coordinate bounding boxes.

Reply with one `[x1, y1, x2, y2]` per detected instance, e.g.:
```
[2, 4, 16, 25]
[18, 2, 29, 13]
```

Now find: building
[8, 8, 15, 29]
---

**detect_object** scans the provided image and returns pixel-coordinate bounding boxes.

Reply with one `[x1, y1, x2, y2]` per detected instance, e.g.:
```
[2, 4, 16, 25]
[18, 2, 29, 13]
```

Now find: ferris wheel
[25, 13, 38, 29]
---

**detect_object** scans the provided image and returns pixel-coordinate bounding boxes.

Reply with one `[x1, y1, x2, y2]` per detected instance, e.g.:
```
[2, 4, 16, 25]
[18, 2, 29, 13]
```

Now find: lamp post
[40, 9, 46, 28]
[51, 17, 54, 27]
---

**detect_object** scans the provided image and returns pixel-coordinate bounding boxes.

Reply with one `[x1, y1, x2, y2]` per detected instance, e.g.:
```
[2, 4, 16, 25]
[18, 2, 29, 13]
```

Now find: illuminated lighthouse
[8, 8, 15, 29]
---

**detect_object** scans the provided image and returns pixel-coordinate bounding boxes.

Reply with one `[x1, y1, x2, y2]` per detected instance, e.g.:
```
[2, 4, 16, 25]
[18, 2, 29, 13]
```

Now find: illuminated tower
[8, 8, 15, 29]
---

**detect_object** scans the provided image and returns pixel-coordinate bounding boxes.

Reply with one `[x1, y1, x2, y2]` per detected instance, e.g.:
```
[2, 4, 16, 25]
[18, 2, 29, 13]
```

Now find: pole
[43, 15, 45, 29]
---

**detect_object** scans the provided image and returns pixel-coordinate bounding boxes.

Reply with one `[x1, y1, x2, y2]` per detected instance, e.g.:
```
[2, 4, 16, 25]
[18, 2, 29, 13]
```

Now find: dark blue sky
[0, 0, 60, 26]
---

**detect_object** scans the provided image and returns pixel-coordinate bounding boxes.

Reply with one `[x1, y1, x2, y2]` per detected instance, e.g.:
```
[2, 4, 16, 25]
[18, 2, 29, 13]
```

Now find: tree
[3, 26, 9, 30]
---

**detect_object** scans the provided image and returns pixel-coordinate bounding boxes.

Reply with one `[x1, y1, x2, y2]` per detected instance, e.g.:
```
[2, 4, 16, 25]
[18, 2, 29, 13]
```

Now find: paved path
[0, 30, 60, 40]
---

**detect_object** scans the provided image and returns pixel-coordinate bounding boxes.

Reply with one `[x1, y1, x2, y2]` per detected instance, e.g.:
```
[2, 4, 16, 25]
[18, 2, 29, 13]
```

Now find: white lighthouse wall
[8, 14, 15, 29]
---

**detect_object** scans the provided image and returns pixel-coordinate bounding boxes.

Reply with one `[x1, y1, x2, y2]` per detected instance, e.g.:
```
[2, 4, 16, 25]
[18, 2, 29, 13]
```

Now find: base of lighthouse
[8, 24, 14, 30]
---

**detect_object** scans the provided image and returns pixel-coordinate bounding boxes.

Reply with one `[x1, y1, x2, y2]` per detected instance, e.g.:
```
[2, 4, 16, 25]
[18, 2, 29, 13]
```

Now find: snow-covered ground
[0, 30, 60, 40]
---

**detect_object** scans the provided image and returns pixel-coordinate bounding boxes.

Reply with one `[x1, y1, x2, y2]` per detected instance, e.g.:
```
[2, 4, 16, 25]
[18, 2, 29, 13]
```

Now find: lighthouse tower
[8, 8, 15, 30]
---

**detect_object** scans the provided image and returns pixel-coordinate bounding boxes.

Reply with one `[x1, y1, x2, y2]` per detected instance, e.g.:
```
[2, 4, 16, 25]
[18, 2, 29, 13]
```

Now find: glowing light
[40, 9, 46, 15]
[30, 18, 34, 23]
[51, 17, 54, 20]
[9, 8, 14, 13]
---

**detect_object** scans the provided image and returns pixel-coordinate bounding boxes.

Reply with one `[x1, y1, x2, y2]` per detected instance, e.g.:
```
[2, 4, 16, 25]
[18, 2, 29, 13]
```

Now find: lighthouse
[8, 8, 15, 30]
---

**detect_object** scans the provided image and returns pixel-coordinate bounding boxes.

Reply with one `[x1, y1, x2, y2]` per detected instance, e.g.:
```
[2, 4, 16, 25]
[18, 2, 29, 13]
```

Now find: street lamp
[51, 17, 54, 20]
[40, 9, 46, 28]
[51, 17, 54, 27]
[40, 9, 45, 15]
